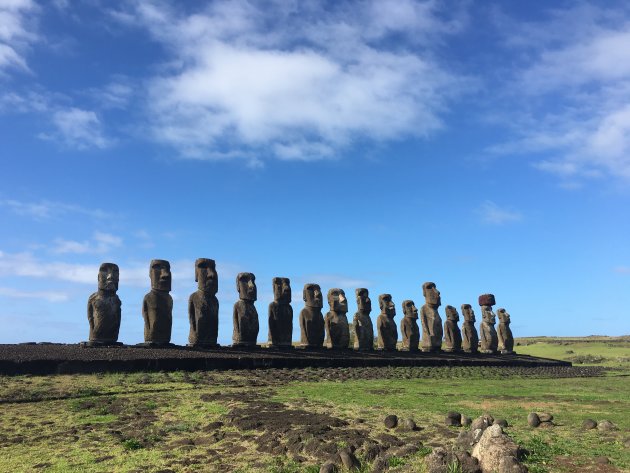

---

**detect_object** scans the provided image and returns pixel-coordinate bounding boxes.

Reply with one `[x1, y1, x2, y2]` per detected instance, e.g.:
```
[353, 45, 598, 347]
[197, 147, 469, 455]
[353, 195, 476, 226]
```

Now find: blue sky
[1, 0, 629, 344]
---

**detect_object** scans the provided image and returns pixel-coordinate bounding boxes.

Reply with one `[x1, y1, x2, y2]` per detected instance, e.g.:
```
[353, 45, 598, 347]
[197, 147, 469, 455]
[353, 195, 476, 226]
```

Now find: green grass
[0, 337, 628, 472]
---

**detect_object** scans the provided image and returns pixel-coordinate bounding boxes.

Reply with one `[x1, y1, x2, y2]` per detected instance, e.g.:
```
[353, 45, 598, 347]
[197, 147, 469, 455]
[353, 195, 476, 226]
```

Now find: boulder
[461, 415, 472, 427]
[424, 446, 448, 473]
[402, 418, 417, 431]
[597, 420, 616, 431]
[339, 450, 360, 471]
[319, 461, 337, 473]
[472, 424, 525, 473]
[446, 411, 462, 427]
[471, 415, 494, 431]
[581, 419, 597, 430]
[494, 419, 509, 428]
[499, 456, 529, 473]
[384, 415, 398, 429]
[527, 413, 540, 428]
[537, 413, 553, 423]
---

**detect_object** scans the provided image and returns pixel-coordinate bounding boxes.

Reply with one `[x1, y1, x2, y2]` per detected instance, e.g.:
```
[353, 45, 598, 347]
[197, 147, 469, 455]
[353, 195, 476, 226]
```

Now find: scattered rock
[446, 411, 462, 427]
[339, 450, 360, 471]
[537, 413, 553, 423]
[527, 413, 540, 428]
[471, 415, 494, 431]
[456, 451, 482, 473]
[498, 456, 528, 473]
[319, 461, 337, 473]
[538, 421, 554, 428]
[360, 442, 382, 462]
[597, 420, 616, 431]
[402, 418, 417, 431]
[461, 415, 472, 427]
[384, 415, 398, 429]
[472, 424, 525, 473]
[424, 446, 449, 473]
[594, 456, 610, 465]
[394, 444, 418, 457]
[371, 455, 390, 473]
[494, 419, 509, 428]
[582, 419, 597, 430]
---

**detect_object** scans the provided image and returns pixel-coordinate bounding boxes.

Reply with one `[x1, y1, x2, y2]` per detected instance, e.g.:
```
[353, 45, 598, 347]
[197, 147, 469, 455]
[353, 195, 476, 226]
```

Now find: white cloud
[477, 201, 522, 225]
[0, 198, 111, 220]
[0, 286, 68, 302]
[42, 107, 111, 149]
[52, 231, 123, 255]
[0, 0, 37, 73]
[111, 0, 470, 162]
[489, 3, 630, 182]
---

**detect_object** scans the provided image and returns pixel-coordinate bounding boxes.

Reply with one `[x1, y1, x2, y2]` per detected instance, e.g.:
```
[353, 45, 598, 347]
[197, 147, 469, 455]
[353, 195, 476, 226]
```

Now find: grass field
[0, 337, 628, 472]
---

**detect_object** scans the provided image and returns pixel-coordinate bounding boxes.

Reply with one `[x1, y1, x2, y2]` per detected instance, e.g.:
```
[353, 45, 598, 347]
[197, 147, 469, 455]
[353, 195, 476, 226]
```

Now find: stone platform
[0, 343, 570, 375]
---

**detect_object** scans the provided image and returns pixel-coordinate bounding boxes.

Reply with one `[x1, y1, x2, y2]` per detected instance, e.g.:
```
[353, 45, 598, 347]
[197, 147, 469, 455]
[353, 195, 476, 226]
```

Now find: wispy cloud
[111, 0, 471, 163]
[488, 3, 630, 182]
[0, 198, 111, 221]
[0, 0, 38, 73]
[52, 232, 123, 255]
[40, 107, 112, 150]
[614, 266, 630, 274]
[0, 286, 69, 302]
[477, 200, 522, 225]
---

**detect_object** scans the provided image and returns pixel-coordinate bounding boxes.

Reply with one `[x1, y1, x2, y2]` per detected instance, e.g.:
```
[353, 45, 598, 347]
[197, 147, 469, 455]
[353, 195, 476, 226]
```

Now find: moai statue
[479, 293, 498, 354]
[353, 288, 374, 351]
[461, 304, 479, 353]
[85, 263, 122, 346]
[400, 300, 420, 351]
[325, 288, 350, 349]
[232, 272, 259, 347]
[268, 277, 293, 349]
[188, 258, 219, 348]
[376, 294, 398, 350]
[420, 282, 443, 352]
[443, 305, 462, 352]
[497, 308, 515, 354]
[299, 283, 325, 348]
[141, 259, 173, 346]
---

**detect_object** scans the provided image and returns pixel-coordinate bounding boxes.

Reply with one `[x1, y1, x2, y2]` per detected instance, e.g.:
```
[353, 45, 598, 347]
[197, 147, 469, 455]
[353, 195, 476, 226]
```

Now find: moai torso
[443, 305, 462, 352]
[143, 259, 173, 345]
[143, 290, 173, 344]
[325, 288, 350, 349]
[188, 258, 219, 347]
[480, 307, 498, 353]
[233, 272, 259, 347]
[87, 263, 121, 345]
[88, 291, 121, 343]
[188, 291, 219, 346]
[268, 277, 293, 348]
[420, 282, 443, 352]
[461, 304, 479, 353]
[377, 314, 398, 350]
[300, 284, 324, 348]
[497, 309, 514, 354]
[353, 288, 374, 350]
[300, 306, 325, 347]
[400, 300, 419, 351]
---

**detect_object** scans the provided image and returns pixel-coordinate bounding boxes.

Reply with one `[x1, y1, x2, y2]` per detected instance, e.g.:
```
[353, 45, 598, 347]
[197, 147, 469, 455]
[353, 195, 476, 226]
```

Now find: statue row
[87, 260, 514, 354]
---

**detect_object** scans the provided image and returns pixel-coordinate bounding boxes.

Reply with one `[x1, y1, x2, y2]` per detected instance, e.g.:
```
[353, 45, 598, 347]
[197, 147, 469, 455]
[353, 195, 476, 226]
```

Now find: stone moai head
[98, 262, 119, 292]
[422, 282, 441, 307]
[327, 288, 348, 314]
[150, 259, 171, 292]
[236, 272, 257, 301]
[461, 304, 475, 323]
[379, 294, 396, 318]
[497, 308, 510, 324]
[478, 293, 496, 307]
[303, 283, 323, 308]
[195, 258, 217, 294]
[273, 277, 291, 303]
[402, 300, 418, 319]
[356, 288, 371, 313]
[445, 305, 460, 322]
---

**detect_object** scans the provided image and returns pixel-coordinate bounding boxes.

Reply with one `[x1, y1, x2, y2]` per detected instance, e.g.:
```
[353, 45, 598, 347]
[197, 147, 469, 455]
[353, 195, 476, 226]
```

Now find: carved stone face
[150, 259, 171, 292]
[303, 283, 323, 308]
[379, 294, 396, 317]
[327, 288, 348, 314]
[273, 277, 291, 303]
[497, 308, 510, 324]
[422, 282, 441, 307]
[98, 263, 119, 292]
[482, 306, 496, 325]
[445, 305, 460, 321]
[195, 258, 218, 294]
[461, 304, 476, 323]
[356, 288, 371, 313]
[402, 300, 418, 319]
[236, 272, 257, 301]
